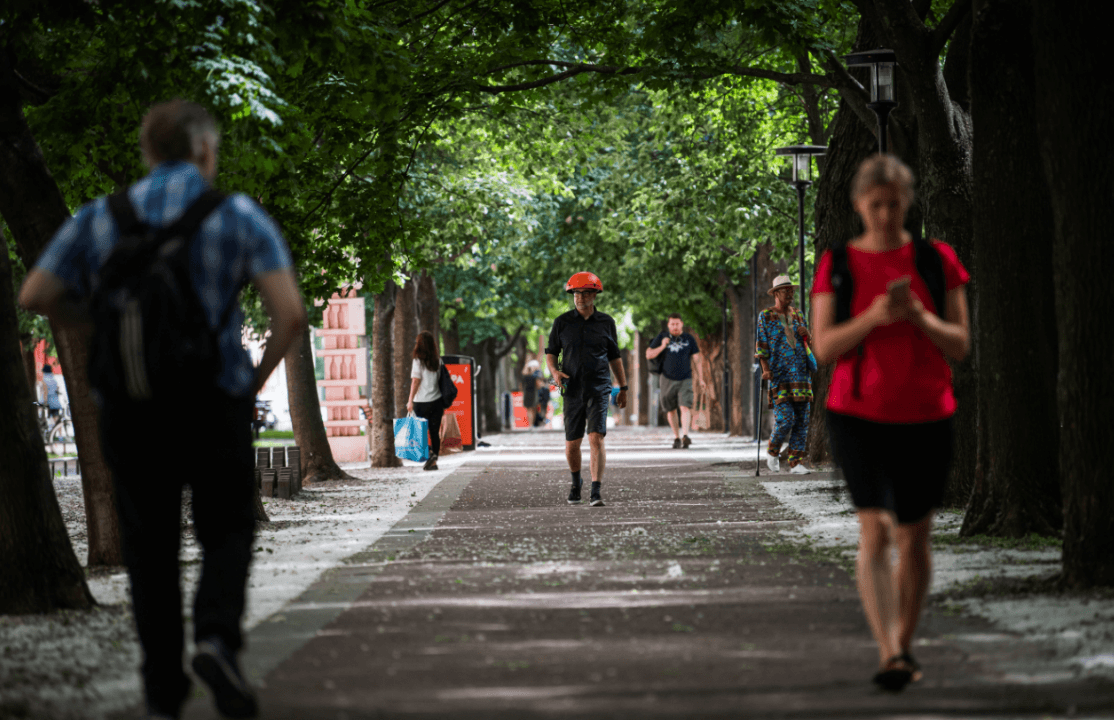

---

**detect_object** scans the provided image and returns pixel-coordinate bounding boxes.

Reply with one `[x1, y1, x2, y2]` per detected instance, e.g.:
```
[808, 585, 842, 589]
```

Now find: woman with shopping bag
[405, 331, 444, 470]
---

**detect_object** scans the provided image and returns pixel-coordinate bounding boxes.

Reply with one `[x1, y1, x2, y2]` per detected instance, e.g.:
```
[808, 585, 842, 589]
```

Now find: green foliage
[5, 0, 865, 345]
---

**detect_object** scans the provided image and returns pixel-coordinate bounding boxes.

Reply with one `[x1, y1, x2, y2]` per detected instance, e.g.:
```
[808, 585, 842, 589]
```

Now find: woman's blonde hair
[851, 153, 915, 205]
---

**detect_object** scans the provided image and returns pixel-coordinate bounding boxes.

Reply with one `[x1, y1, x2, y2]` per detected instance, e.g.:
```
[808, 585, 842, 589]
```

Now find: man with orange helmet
[545, 272, 628, 506]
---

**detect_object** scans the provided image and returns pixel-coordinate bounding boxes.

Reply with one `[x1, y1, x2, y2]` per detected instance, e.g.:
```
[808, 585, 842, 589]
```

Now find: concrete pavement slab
[183, 429, 1114, 719]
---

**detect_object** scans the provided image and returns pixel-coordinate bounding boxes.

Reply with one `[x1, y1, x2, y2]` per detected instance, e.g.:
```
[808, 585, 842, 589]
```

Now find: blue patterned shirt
[755, 306, 813, 407]
[34, 161, 293, 397]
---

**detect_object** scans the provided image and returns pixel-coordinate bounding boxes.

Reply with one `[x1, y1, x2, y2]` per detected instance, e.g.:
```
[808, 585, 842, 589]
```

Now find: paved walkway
[184, 428, 1114, 719]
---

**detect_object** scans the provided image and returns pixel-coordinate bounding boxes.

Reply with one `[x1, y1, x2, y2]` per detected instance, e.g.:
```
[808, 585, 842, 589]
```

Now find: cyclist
[40, 364, 66, 419]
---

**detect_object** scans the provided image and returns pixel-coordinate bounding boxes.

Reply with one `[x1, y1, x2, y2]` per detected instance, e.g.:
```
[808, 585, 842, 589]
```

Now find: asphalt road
[181, 427, 1114, 720]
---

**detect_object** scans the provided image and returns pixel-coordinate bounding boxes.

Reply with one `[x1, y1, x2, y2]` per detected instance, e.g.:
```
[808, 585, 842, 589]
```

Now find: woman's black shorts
[563, 376, 611, 441]
[826, 410, 953, 524]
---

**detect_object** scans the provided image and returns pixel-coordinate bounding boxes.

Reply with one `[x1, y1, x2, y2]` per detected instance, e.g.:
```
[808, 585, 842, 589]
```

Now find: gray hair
[139, 100, 219, 167]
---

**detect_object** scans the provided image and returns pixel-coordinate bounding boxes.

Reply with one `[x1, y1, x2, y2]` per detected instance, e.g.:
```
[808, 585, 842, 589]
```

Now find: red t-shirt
[811, 240, 969, 423]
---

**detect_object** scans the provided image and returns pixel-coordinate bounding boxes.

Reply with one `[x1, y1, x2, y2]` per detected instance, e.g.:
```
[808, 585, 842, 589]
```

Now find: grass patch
[933, 532, 1061, 552]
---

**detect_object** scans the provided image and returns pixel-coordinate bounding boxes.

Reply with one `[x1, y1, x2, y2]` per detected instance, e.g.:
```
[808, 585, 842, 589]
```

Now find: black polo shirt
[545, 309, 621, 381]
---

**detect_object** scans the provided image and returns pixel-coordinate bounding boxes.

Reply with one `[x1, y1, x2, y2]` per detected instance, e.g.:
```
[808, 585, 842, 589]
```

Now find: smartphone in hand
[886, 276, 912, 303]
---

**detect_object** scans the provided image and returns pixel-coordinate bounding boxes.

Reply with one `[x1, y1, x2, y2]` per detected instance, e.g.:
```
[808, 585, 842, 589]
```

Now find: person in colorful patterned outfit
[755, 275, 813, 474]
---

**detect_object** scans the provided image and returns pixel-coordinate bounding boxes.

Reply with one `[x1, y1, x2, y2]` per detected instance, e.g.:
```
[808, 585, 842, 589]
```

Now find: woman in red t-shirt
[811, 155, 970, 691]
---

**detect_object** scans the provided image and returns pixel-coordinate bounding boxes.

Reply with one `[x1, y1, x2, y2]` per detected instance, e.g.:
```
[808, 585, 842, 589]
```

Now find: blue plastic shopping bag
[394, 413, 430, 462]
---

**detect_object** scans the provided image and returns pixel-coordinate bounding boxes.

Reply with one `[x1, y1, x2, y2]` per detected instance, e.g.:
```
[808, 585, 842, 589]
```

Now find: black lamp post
[774, 144, 826, 321]
[842, 48, 898, 153]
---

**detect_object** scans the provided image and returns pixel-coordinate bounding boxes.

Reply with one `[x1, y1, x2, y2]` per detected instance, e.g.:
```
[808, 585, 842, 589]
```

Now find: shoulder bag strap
[106, 191, 144, 235]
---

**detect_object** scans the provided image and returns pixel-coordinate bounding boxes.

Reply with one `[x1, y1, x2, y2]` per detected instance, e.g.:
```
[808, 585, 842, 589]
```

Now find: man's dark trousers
[100, 388, 255, 714]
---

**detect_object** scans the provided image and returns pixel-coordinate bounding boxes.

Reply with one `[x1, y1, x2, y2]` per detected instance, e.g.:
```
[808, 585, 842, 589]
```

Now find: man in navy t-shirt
[647, 313, 706, 448]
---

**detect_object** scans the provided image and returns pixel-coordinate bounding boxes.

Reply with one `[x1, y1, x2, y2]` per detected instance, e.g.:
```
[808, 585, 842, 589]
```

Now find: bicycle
[34, 402, 76, 455]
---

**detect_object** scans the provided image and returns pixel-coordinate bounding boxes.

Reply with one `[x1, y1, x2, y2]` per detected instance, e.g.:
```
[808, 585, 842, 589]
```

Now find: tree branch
[476, 61, 836, 94]
[493, 325, 525, 359]
[930, 0, 972, 57]
[12, 70, 52, 106]
[818, 50, 879, 132]
[477, 65, 642, 93]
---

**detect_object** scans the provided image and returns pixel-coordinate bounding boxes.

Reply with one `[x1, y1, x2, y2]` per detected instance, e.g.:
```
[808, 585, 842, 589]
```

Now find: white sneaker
[766, 454, 780, 473]
[789, 464, 810, 475]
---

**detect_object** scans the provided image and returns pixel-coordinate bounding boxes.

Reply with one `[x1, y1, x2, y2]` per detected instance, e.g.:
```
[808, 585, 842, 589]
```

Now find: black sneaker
[682, 435, 691, 449]
[589, 483, 604, 507]
[191, 636, 258, 718]
[567, 482, 582, 504]
[423, 454, 438, 471]
[672, 438, 682, 449]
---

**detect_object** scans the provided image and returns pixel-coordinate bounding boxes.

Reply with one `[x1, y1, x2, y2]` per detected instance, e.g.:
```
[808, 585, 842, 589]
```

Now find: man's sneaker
[789, 464, 810, 475]
[682, 435, 691, 449]
[672, 438, 682, 449]
[191, 637, 258, 719]
[766, 453, 780, 473]
[589, 486, 605, 507]
[567, 482, 582, 504]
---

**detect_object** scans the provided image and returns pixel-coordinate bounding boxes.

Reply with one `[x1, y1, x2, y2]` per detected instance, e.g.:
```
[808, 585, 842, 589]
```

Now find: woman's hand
[865, 292, 915, 327]
[406, 400, 414, 413]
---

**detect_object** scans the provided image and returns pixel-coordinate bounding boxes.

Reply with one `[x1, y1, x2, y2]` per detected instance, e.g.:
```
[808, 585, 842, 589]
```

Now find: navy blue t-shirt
[651, 332, 700, 381]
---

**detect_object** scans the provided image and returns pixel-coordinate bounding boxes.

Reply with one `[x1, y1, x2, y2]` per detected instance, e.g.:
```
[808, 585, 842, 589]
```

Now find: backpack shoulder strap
[913, 236, 947, 318]
[830, 244, 853, 323]
[106, 191, 143, 234]
[157, 189, 227, 244]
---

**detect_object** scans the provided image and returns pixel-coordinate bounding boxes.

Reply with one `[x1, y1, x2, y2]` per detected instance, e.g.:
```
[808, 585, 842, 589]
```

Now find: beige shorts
[660, 376, 694, 413]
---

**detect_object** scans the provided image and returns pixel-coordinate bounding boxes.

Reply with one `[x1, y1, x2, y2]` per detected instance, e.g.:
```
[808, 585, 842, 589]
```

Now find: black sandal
[872, 655, 913, 691]
[900, 651, 923, 682]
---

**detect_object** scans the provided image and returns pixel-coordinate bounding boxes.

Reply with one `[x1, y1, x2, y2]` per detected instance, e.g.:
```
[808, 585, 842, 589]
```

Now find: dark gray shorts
[660, 376, 694, 412]
[563, 377, 610, 441]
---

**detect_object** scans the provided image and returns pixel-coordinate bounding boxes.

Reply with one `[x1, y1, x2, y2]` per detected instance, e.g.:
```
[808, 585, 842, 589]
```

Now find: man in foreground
[19, 100, 306, 719]
[646, 313, 705, 448]
[545, 272, 627, 507]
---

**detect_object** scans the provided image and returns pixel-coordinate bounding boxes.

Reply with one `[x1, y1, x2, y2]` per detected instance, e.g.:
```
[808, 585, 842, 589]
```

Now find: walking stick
[755, 377, 763, 477]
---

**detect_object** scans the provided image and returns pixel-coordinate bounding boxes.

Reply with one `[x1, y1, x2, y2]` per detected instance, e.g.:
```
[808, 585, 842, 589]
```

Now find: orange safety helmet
[565, 271, 603, 294]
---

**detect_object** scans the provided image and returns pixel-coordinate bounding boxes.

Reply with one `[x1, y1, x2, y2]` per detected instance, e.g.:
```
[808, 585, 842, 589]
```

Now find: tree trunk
[0, 59, 122, 567]
[393, 275, 418, 415]
[286, 326, 354, 484]
[0, 228, 95, 613]
[20, 333, 36, 393]
[416, 271, 441, 346]
[960, 0, 1060, 538]
[691, 332, 723, 432]
[371, 281, 403, 467]
[637, 327, 652, 425]
[471, 337, 502, 436]
[722, 280, 750, 436]
[1032, 0, 1114, 587]
[442, 316, 460, 355]
[55, 327, 122, 565]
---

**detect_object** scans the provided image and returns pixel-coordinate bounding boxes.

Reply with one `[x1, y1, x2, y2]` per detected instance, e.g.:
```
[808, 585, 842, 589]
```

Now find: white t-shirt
[411, 359, 442, 403]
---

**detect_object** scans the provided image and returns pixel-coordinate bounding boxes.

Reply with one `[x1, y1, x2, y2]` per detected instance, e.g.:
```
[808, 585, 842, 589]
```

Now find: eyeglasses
[571, 290, 598, 296]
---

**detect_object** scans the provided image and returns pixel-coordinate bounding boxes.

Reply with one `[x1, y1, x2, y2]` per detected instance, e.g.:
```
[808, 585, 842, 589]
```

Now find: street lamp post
[842, 48, 898, 154]
[773, 144, 826, 321]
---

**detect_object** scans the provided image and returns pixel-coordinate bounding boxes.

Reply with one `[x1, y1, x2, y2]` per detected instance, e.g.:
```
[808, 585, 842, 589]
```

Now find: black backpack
[830, 235, 947, 398]
[88, 189, 231, 402]
[437, 361, 459, 409]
